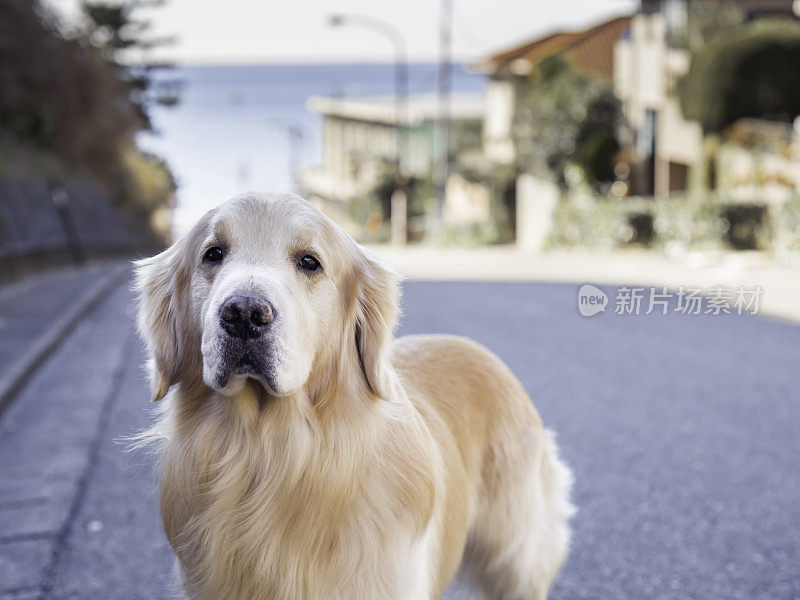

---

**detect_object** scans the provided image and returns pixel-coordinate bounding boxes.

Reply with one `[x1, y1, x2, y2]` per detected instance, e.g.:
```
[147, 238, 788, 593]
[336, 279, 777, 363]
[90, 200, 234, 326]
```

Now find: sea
[140, 63, 487, 235]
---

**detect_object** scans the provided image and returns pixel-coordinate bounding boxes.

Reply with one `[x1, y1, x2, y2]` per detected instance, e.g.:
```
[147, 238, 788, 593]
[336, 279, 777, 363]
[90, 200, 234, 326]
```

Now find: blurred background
[1, 1, 800, 599]
[3, 0, 800, 284]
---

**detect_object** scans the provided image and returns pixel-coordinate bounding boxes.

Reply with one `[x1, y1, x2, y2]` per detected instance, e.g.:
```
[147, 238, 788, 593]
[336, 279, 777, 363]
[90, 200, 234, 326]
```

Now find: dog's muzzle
[211, 292, 279, 392]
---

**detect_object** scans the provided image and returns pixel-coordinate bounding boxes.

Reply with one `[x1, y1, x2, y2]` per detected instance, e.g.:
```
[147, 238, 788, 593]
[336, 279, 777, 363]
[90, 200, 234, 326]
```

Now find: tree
[0, 0, 137, 170]
[513, 55, 624, 189]
[667, 0, 744, 50]
[0, 0, 178, 237]
[679, 18, 800, 133]
[80, 0, 180, 131]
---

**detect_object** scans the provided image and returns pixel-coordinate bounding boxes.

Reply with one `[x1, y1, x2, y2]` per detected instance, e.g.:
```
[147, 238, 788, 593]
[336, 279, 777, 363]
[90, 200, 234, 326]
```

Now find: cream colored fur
[135, 192, 574, 600]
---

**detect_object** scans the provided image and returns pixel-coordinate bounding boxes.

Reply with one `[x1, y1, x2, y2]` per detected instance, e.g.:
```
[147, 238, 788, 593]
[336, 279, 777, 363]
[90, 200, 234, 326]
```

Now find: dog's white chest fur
[160, 392, 439, 600]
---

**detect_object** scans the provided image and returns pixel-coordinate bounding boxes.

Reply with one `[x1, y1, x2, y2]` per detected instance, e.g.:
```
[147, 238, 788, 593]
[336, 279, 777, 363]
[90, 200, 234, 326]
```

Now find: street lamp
[267, 118, 305, 193]
[328, 13, 409, 244]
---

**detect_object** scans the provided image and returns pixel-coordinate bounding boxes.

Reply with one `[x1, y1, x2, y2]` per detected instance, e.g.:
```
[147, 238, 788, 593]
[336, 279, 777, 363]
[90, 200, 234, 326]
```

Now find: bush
[0, 0, 177, 238]
[776, 195, 800, 256]
[547, 197, 651, 251]
[0, 0, 136, 171]
[548, 193, 781, 253]
[680, 18, 800, 133]
[514, 55, 624, 190]
[651, 194, 729, 251]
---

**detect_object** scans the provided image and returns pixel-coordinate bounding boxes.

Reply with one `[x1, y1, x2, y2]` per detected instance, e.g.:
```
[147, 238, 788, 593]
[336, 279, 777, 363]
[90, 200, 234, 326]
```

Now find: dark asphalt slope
[399, 282, 800, 600]
[0, 283, 145, 599]
[46, 336, 173, 600]
[0, 280, 797, 600]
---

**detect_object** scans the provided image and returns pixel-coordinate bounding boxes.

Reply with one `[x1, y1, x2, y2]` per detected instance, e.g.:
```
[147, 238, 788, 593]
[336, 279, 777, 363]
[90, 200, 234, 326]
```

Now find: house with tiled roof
[473, 0, 800, 254]
[474, 16, 632, 165]
[475, 16, 631, 81]
[615, 0, 798, 196]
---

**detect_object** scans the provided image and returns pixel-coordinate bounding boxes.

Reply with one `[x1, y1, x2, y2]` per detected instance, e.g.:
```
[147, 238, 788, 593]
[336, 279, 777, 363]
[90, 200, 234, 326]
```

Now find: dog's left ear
[353, 248, 401, 399]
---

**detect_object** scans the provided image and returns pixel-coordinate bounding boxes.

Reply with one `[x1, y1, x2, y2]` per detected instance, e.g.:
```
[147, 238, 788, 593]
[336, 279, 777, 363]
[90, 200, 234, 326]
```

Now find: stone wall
[0, 177, 148, 282]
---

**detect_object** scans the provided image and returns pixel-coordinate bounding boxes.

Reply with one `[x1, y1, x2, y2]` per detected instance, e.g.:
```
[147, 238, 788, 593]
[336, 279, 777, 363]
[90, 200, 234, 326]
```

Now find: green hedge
[652, 194, 730, 251]
[547, 197, 649, 251]
[680, 18, 800, 133]
[547, 194, 795, 253]
[777, 196, 800, 256]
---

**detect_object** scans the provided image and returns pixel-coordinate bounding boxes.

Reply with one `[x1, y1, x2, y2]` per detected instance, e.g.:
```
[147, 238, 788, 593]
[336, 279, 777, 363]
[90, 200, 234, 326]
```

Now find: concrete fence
[516, 173, 559, 253]
[0, 177, 147, 282]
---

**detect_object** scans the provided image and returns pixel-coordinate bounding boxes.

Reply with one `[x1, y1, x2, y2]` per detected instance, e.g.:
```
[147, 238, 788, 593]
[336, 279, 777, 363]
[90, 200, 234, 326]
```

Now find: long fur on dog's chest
[156, 385, 440, 600]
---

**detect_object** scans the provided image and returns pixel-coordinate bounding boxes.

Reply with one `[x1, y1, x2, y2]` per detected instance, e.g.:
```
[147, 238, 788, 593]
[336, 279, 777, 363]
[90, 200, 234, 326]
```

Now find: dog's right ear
[134, 239, 195, 401]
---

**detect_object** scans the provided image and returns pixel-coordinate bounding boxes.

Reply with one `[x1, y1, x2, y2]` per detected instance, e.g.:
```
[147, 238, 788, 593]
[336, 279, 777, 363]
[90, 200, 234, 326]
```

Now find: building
[300, 93, 484, 237]
[471, 16, 633, 251]
[615, 0, 799, 196]
[474, 16, 632, 165]
[613, 11, 701, 195]
[641, 0, 797, 21]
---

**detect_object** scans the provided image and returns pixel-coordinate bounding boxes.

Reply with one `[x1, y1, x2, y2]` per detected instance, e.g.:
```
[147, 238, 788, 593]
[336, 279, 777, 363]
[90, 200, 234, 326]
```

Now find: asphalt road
[1, 277, 798, 599]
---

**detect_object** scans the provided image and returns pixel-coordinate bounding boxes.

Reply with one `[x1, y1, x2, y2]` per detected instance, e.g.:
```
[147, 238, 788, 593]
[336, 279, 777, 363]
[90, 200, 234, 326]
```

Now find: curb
[0, 263, 130, 416]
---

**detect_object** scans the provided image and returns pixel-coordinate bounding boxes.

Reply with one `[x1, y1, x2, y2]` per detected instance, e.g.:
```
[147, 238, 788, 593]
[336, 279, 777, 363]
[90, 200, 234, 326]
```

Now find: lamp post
[328, 13, 409, 244]
[436, 0, 453, 244]
[267, 118, 305, 193]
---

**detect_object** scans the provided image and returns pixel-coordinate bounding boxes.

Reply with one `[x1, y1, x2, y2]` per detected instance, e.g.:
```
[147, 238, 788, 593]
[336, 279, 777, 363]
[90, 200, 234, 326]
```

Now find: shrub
[547, 196, 650, 251]
[680, 18, 800, 133]
[776, 195, 800, 256]
[514, 55, 624, 190]
[547, 193, 781, 253]
[0, 0, 177, 237]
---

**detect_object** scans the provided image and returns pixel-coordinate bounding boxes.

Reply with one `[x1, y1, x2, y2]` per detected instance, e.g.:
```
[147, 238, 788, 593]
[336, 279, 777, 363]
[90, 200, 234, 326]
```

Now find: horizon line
[165, 57, 483, 68]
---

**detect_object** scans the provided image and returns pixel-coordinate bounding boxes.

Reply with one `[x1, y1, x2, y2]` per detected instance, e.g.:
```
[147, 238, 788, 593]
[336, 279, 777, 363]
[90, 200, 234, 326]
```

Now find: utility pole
[435, 0, 453, 243]
[267, 119, 305, 193]
[287, 123, 304, 193]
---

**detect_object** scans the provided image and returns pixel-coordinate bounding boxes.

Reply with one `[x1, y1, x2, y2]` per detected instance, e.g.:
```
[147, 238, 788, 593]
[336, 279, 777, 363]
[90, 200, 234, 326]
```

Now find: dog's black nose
[219, 294, 275, 339]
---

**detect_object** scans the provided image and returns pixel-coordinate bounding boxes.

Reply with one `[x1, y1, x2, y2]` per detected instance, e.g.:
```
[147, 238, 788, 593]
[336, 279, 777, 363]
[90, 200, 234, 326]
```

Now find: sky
[45, 0, 637, 64]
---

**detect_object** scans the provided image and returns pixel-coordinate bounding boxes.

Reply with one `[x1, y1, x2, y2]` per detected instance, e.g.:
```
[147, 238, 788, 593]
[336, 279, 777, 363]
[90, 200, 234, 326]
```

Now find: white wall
[483, 79, 516, 164]
[516, 173, 559, 253]
[443, 174, 491, 226]
[614, 14, 668, 130]
[614, 13, 702, 194]
[658, 97, 703, 166]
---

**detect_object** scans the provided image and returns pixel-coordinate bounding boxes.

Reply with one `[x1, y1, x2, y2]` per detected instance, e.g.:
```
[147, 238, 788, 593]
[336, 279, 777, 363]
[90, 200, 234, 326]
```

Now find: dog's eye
[298, 255, 321, 272]
[203, 247, 225, 263]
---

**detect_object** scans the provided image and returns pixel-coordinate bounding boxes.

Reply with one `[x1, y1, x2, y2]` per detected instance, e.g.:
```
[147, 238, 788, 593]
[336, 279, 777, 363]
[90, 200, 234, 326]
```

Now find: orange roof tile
[477, 16, 632, 81]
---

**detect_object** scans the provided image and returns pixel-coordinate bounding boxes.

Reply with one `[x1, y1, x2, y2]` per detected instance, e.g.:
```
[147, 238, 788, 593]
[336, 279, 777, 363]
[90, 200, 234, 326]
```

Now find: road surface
[1, 275, 798, 599]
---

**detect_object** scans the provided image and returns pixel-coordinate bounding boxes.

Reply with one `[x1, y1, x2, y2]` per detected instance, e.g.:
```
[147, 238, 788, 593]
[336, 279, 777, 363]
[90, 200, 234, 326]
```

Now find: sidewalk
[0, 281, 139, 599]
[369, 245, 800, 325]
[0, 262, 129, 414]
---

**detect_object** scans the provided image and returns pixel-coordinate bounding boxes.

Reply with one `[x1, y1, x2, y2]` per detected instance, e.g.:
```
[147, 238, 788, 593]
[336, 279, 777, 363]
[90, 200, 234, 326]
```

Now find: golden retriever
[134, 192, 573, 600]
